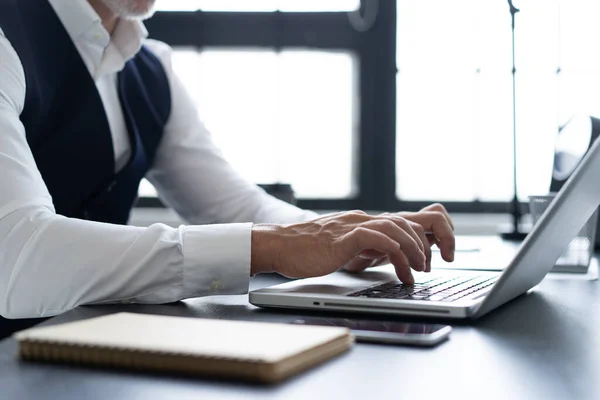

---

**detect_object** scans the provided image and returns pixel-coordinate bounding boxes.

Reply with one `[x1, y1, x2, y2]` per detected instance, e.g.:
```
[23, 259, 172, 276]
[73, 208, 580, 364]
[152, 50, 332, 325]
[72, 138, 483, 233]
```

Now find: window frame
[141, 2, 515, 214]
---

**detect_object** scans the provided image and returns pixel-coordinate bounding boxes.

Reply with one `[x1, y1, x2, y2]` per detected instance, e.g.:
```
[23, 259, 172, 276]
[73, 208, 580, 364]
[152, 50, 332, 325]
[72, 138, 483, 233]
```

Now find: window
[142, 0, 600, 213]
[396, 0, 600, 203]
[396, 1, 514, 202]
[139, 47, 358, 199]
[142, 1, 371, 209]
[169, 49, 356, 199]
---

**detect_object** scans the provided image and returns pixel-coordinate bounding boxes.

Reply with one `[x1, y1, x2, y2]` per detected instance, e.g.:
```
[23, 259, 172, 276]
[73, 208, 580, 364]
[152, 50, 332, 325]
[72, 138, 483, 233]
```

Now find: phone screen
[290, 318, 451, 346]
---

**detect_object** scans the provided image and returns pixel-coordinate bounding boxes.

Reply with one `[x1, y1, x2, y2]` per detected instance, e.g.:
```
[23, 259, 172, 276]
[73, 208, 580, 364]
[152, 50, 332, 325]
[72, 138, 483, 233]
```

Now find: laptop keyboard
[347, 274, 499, 302]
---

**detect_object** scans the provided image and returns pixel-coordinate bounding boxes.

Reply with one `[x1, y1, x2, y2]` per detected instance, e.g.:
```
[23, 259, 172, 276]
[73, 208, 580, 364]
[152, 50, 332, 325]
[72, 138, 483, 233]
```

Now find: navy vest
[0, 0, 171, 337]
[0, 0, 171, 225]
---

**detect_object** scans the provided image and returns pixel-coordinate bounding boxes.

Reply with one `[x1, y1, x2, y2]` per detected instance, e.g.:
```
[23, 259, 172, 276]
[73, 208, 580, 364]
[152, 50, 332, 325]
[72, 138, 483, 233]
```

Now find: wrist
[251, 224, 284, 275]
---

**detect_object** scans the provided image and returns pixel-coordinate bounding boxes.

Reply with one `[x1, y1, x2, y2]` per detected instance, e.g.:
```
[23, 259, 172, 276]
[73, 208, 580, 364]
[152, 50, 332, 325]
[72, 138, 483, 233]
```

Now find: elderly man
[0, 0, 455, 336]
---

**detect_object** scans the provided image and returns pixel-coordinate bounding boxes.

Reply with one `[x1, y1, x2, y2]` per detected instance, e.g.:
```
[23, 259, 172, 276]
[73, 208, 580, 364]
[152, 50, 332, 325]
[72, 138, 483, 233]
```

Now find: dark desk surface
[1, 273, 599, 400]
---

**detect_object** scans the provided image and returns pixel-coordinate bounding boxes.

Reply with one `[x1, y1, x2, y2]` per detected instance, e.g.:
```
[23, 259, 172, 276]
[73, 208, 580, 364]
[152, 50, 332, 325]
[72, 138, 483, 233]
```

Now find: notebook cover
[15, 312, 353, 383]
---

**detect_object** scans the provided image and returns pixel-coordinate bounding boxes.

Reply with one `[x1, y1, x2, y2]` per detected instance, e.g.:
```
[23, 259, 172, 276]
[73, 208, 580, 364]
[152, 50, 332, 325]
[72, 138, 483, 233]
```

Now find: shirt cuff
[180, 222, 252, 298]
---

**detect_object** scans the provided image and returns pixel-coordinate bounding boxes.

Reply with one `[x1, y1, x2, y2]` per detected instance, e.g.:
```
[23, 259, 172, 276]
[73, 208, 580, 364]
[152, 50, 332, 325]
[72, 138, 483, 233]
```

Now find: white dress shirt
[0, 0, 317, 319]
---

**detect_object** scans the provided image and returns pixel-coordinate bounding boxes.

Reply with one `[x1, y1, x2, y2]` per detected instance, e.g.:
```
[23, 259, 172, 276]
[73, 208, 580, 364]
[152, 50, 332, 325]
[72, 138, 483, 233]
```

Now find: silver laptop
[250, 137, 600, 320]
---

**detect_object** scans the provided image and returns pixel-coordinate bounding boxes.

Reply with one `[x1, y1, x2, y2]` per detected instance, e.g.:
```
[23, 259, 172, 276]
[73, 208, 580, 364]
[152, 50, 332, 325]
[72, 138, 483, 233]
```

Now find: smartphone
[290, 317, 451, 347]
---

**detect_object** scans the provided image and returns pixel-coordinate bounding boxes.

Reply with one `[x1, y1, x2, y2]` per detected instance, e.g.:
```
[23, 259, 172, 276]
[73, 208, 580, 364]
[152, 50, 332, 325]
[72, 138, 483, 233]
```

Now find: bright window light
[396, 0, 600, 202]
[140, 49, 357, 199]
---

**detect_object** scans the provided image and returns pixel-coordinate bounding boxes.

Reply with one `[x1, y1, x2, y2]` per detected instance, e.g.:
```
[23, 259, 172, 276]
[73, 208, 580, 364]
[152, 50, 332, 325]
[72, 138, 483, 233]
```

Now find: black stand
[501, 0, 528, 241]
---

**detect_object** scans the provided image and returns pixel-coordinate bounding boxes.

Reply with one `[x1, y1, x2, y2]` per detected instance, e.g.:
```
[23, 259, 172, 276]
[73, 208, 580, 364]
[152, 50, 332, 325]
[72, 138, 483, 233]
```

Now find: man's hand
[344, 203, 455, 274]
[250, 204, 455, 284]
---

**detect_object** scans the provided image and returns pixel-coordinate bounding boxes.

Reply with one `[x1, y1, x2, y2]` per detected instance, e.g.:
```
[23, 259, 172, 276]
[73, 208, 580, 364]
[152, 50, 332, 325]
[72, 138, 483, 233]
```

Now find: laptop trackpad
[258, 267, 411, 296]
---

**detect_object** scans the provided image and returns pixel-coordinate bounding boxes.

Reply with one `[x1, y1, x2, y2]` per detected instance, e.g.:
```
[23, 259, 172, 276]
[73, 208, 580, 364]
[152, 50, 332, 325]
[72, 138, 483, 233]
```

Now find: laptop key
[416, 289, 435, 294]
[406, 295, 428, 300]
[440, 281, 497, 302]
[425, 294, 449, 301]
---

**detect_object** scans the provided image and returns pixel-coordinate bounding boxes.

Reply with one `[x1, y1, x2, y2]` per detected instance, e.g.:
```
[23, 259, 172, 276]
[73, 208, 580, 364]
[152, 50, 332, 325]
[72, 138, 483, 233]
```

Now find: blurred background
[133, 0, 600, 234]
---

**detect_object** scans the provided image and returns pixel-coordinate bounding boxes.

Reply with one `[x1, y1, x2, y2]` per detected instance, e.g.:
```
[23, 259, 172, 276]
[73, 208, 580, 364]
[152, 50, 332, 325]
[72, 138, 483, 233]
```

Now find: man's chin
[101, 0, 157, 20]
[123, 9, 156, 21]
[121, 6, 156, 21]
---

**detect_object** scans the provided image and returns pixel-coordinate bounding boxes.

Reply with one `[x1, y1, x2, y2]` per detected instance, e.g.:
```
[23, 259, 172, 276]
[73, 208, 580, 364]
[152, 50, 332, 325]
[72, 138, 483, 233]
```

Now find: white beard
[99, 0, 157, 19]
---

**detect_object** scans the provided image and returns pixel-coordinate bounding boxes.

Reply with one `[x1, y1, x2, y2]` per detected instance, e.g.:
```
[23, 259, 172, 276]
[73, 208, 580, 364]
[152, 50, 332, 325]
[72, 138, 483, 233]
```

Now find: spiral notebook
[15, 312, 353, 383]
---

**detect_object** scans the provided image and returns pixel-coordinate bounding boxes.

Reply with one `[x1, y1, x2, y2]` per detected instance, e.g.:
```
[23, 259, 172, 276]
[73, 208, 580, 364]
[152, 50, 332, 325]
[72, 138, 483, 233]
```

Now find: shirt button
[107, 181, 116, 193]
[210, 280, 223, 292]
